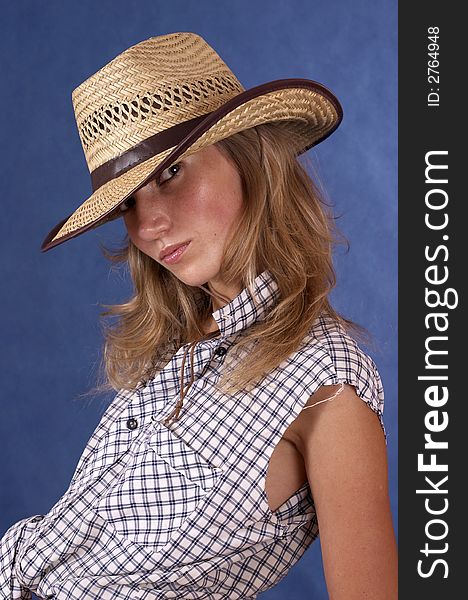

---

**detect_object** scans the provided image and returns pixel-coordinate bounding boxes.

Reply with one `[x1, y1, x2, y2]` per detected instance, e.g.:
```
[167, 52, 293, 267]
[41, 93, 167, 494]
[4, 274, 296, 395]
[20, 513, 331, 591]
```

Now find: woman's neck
[202, 316, 221, 336]
[204, 274, 240, 308]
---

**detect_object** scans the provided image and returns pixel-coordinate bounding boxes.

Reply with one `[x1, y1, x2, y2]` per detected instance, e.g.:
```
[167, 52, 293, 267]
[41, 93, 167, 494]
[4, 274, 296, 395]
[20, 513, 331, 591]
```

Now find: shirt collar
[211, 270, 280, 338]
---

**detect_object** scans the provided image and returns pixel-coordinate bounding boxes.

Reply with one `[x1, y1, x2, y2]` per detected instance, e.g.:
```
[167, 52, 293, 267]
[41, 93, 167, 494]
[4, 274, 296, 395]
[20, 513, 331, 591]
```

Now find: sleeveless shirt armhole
[299, 328, 387, 443]
[300, 378, 387, 442]
[301, 381, 345, 409]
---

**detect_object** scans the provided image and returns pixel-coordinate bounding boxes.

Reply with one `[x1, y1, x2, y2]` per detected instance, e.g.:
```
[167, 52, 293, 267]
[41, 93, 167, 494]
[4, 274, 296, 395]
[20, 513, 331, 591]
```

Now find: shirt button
[214, 346, 227, 357]
[30, 515, 44, 523]
[126, 418, 138, 430]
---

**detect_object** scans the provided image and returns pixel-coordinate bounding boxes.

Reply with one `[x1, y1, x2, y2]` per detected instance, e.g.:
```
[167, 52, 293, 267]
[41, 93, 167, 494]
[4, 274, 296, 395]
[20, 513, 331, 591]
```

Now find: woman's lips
[160, 241, 191, 264]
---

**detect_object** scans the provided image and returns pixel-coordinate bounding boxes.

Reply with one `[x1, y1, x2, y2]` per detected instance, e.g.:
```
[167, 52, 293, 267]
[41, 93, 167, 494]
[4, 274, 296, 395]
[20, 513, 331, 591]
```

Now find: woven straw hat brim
[41, 78, 342, 252]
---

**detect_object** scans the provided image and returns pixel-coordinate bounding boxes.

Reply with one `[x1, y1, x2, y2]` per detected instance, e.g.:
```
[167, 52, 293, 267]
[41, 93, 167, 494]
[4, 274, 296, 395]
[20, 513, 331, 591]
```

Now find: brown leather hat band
[90, 114, 209, 191]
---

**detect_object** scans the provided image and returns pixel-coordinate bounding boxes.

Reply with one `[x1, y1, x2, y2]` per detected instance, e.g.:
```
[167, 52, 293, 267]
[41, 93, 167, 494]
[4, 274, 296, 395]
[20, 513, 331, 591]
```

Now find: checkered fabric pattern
[0, 271, 385, 599]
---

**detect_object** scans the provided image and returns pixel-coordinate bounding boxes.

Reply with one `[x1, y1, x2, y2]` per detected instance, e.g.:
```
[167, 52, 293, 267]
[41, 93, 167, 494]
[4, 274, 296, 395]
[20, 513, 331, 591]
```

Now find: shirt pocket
[94, 424, 223, 552]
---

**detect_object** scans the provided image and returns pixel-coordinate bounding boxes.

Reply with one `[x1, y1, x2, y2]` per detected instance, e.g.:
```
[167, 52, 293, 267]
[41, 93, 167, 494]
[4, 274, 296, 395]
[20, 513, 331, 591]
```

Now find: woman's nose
[131, 187, 171, 242]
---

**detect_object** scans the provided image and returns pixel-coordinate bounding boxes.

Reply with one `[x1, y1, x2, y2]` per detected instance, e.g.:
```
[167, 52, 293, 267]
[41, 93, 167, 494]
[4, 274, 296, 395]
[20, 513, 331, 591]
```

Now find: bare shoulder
[286, 383, 385, 453]
[286, 384, 397, 598]
[286, 383, 391, 550]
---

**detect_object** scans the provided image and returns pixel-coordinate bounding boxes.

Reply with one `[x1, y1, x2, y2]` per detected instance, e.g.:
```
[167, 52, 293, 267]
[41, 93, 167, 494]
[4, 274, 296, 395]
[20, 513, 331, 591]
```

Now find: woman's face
[121, 144, 244, 292]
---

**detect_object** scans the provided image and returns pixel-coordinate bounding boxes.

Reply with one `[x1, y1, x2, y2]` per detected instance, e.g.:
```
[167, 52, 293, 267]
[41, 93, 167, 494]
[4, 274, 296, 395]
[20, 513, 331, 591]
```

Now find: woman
[0, 33, 397, 599]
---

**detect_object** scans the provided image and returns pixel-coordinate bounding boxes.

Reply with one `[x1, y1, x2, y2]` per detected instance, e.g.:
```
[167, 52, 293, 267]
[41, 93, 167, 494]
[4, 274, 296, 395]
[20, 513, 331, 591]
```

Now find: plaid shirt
[0, 271, 384, 599]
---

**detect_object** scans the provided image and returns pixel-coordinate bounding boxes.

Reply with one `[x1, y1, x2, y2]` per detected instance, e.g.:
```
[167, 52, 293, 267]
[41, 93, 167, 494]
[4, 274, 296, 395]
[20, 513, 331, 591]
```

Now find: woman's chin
[168, 266, 218, 289]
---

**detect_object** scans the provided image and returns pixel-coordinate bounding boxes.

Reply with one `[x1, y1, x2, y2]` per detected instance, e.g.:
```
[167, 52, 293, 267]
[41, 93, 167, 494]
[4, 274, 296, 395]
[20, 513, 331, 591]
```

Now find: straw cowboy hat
[41, 32, 343, 252]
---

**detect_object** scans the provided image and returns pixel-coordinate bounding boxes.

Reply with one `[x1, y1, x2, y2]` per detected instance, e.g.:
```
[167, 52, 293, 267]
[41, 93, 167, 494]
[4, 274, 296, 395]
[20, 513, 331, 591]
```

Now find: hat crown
[72, 33, 244, 173]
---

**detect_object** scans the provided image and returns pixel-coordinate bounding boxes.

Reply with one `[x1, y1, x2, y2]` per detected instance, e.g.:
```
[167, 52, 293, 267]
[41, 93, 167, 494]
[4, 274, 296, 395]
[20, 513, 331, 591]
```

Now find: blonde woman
[0, 33, 397, 599]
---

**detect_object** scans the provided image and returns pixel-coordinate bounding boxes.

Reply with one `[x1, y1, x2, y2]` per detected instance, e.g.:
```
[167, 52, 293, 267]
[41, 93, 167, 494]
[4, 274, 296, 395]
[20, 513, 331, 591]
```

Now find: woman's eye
[119, 196, 136, 212]
[119, 163, 181, 212]
[158, 162, 181, 185]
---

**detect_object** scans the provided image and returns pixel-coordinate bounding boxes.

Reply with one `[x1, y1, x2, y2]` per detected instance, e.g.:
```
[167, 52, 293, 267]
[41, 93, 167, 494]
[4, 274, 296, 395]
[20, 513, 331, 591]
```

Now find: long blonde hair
[100, 122, 362, 393]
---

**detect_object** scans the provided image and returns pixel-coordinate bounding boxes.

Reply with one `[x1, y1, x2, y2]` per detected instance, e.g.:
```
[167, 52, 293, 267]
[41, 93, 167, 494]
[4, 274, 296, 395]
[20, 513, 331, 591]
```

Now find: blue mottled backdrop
[0, 1, 397, 598]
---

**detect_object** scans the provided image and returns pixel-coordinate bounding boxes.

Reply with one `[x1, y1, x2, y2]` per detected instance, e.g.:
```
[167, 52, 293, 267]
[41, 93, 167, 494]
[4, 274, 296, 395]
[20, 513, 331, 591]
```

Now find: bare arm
[287, 384, 398, 599]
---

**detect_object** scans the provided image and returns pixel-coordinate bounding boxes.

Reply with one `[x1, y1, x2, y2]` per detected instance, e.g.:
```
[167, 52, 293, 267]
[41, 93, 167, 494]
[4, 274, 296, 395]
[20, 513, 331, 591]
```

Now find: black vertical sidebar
[399, 4, 464, 598]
